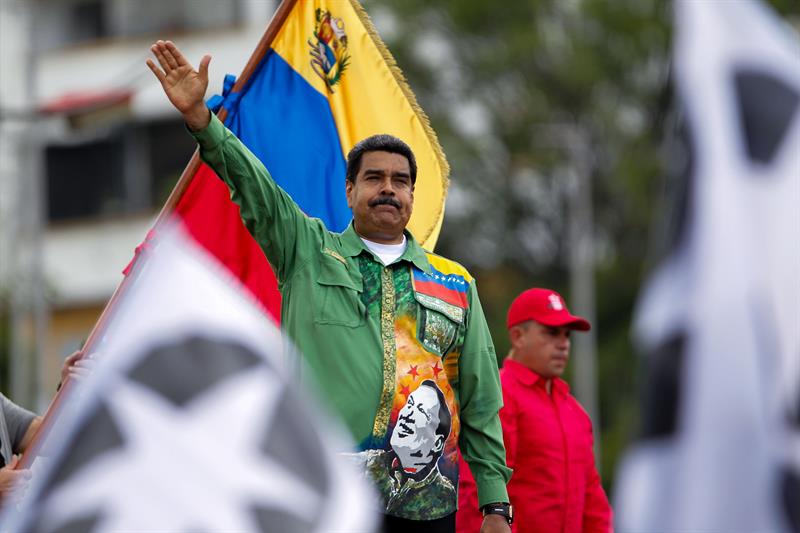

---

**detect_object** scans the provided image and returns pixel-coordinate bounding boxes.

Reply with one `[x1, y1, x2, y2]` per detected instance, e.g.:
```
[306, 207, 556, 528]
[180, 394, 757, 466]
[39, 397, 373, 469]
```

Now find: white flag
[0, 224, 378, 533]
[614, 1, 800, 532]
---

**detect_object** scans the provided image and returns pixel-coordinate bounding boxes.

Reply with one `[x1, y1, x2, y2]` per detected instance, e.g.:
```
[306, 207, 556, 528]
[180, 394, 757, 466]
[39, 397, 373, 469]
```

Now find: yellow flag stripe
[271, 0, 449, 250]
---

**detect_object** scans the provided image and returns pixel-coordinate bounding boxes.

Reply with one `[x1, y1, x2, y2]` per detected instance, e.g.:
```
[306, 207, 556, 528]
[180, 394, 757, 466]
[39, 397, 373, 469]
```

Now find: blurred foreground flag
[1, 225, 378, 533]
[613, 1, 800, 531]
[127, 0, 449, 321]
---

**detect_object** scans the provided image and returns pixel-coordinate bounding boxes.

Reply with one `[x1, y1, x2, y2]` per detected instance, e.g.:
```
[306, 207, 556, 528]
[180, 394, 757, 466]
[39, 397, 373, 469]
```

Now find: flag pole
[155, 0, 297, 220]
[19, 0, 299, 469]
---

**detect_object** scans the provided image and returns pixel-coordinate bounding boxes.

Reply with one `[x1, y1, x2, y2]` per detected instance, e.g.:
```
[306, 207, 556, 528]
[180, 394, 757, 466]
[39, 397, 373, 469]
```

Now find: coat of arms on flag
[309, 8, 350, 90]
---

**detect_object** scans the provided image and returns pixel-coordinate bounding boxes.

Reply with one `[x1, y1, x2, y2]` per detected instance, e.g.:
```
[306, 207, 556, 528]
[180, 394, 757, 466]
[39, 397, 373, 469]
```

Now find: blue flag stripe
[225, 50, 351, 232]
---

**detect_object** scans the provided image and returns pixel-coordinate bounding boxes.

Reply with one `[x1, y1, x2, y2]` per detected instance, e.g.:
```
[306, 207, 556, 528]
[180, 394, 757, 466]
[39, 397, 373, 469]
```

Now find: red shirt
[457, 359, 612, 533]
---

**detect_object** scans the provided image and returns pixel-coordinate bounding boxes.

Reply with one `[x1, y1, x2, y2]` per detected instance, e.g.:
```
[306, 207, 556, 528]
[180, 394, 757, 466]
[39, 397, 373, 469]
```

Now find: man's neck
[359, 233, 404, 245]
[361, 235, 407, 266]
[361, 234, 405, 246]
[353, 223, 405, 245]
[508, 353, 555, 395]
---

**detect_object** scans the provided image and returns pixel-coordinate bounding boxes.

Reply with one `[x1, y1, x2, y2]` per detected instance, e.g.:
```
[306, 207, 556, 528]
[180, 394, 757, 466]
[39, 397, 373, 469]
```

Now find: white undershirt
[361, 235, 407, 265]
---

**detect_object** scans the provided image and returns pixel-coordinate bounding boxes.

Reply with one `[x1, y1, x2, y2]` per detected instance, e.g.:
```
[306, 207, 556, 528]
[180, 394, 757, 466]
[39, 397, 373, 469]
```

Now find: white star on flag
[40, 369, 319, 532]
[0, 224, 378, 533]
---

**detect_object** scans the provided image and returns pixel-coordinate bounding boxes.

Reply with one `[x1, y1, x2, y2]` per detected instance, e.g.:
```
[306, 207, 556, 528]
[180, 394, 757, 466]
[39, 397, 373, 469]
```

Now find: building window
[46, 136, 125, 222]
[146, 119, 197, 207]
[114, 0, 242, 37]
[70, 0, 108, 43]
[45, 118, 195, 223]
[34, 0, 244, 50]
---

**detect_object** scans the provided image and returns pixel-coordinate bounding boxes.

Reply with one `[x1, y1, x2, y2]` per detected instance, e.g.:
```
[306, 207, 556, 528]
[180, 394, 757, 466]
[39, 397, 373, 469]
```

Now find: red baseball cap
[506, 288, 591, 331]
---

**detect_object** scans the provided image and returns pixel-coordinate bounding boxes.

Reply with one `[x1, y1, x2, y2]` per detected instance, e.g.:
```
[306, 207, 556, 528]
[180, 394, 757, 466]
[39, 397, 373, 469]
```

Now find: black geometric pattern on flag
[127, 336, 261, 407]
[639, 333, 685, 441]
[41, 516, 100, 533]
[734, 69, 800, 165]
[44, 404, 124, 497]
[24, 403, 126, 531]
[734, 62, 800, 533]
[661, 114, 696, 259]
[20, 336, 332, 533]
[791, 386, 800, 431]
[782, 468, 800, 533]
[258, 391, 330, 501]
[783, 349, 800, 533]
[249, 389, 332, 532]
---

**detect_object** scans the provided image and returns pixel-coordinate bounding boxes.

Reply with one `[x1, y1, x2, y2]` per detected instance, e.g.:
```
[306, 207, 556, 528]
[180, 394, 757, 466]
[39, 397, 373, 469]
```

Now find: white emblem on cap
[548, 294, 564, 310]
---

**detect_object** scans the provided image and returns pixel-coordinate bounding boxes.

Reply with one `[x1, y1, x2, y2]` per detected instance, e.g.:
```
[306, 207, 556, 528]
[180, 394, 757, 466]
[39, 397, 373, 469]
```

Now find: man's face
[345, 151, 414, 244]
[511, 321, 572, 379]
[390, 385, 444, 474]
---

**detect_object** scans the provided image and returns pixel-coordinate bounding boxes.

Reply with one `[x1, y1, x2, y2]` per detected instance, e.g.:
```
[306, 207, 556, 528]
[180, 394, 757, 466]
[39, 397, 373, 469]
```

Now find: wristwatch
[482, 502, 513, 524]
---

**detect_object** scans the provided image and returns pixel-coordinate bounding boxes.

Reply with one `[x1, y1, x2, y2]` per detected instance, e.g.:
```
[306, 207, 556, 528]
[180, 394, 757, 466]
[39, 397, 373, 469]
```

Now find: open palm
[147, 40, 210, 116]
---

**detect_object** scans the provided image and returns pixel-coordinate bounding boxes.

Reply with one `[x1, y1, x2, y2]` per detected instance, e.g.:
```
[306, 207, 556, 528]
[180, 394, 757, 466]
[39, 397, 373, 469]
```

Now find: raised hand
[146, 40, 211, 130]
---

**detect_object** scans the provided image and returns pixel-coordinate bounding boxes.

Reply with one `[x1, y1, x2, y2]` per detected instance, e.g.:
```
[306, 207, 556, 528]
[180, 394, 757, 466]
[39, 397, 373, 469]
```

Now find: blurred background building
[0, 0, 277, 409]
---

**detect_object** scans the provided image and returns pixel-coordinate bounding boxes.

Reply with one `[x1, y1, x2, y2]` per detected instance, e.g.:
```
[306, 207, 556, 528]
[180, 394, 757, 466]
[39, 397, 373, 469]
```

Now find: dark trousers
[383, 512, 455, 533]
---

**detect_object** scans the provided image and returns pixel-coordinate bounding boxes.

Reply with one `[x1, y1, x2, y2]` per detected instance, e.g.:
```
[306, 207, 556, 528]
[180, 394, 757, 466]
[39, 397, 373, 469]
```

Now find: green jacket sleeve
[189, 114, 321, 283]
[457, 281, 511, 507]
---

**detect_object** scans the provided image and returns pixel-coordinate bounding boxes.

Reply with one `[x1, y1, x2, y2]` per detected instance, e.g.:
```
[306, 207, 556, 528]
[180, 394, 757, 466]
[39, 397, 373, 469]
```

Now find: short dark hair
[420, 379, 451, 440]
[345, 134, 417, 184]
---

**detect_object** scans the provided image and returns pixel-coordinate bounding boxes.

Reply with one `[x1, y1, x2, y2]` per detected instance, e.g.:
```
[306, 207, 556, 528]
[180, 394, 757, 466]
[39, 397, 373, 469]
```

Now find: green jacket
[192, 114, 510, 519]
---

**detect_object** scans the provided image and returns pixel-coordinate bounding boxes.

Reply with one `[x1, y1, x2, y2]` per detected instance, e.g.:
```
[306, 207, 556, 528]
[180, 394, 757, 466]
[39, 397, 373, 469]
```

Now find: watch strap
[482, 502, 513, 524]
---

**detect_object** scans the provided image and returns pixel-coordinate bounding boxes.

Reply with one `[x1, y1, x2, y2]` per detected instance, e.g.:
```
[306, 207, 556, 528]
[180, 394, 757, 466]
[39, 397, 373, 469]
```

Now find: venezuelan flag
[131, 0, 450, 322]
[412, 255, 472, 310]
[216, 0, 449, 244]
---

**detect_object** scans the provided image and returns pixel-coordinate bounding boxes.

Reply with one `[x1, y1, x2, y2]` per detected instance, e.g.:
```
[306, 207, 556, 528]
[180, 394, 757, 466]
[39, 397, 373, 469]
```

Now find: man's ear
[509, 325, 524, 350]
[345, 178, 354, 209]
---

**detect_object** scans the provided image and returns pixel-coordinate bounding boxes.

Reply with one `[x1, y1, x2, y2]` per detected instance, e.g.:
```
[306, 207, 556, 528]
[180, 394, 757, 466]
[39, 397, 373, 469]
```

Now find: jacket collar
[340, 222, 431, 273]
[504, 358, 570, 394]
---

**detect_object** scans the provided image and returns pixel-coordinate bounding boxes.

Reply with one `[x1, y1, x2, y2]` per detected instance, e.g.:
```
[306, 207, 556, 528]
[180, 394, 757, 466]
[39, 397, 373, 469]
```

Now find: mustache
[369, 196, 401, 209]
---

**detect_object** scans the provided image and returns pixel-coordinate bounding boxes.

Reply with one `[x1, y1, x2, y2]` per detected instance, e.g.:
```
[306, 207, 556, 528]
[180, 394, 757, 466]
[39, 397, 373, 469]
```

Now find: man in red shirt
[457, 288, 612, 533]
